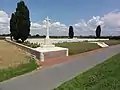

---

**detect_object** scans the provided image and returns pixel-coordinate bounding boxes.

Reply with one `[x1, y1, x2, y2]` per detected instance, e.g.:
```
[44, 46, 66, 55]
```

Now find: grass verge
[0, 57, 39, 82]
[55, 42, 100, 55]
[54, 53, 120, 90]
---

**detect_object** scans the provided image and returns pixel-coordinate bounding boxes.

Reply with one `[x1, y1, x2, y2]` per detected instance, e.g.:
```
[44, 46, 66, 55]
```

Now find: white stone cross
[45, 16, 50, 39]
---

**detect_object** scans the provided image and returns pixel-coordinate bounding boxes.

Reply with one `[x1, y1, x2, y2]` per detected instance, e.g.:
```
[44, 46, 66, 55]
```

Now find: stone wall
[5, 39, 68, 61]
[0, 36, 5, 40]
[5, 39, 41, 60]
[27, 38, 109, 44]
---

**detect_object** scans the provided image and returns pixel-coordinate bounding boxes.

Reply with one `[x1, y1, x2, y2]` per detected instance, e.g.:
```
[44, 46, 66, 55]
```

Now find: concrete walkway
[89, 42, 109, 47]
[1, 45, 120, 90]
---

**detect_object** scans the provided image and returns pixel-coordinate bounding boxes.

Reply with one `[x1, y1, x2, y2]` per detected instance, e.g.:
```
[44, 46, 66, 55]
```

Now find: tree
[96, 25, 101, 38]
[10, 13, 18, 40]
[69, 26, 74, 38]
[10, 0, 30, 42]
[36, 34, 40, 37]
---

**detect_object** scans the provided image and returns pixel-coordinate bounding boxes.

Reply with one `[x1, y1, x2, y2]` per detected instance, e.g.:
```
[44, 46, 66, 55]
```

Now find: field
[0, 40, 30, 69]
[103, 40, 120, 45]
[0, 40, 38, 82]
[94, 40, 120, 46]
[55, 42, 100, 55]
[54, 53, 120, 90]
[21, 40, 120, 56]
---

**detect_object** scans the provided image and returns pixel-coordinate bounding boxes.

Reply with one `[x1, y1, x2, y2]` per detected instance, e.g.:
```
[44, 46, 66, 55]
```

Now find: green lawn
[0, 57, 39, 82]
[103, 40, 120, 45]
[54, 53, 120, 90]
[55, 42, 100, 55]
[95, 40, 120, 46]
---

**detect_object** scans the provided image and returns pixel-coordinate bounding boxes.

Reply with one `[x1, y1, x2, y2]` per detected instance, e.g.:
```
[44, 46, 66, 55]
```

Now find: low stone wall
[0, 36, 5, 40]
[5, 39, 68, 61]
[5, 39, 41, 60]
[27, 38, 109, 44]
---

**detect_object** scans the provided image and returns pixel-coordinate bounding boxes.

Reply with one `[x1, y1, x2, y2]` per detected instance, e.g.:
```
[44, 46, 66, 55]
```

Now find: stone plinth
[44, 38, 52, 45]
[41, 38, 55, 48]
[40, 45, 55, 48]
[35, 47, 68, 62]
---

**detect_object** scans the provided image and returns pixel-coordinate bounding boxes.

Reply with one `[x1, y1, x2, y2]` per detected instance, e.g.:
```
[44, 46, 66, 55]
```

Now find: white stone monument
[35, 16, 68, 62]
[41, 16, 55, 48]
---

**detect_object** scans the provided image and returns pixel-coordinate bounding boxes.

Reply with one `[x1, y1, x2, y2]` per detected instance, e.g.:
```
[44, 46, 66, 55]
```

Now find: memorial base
[35, 46, 68, 62]
[40, 44, 55, 48]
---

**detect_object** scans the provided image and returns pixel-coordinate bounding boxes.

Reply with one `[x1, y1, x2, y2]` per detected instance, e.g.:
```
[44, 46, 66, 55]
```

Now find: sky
[0, 0, 120, 36]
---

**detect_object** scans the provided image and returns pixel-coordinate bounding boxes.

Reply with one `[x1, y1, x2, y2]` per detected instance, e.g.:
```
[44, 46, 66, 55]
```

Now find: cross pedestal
[35, 16, 68, 62]
[41, 16, 55, 48]
[41, 38, 55, 48]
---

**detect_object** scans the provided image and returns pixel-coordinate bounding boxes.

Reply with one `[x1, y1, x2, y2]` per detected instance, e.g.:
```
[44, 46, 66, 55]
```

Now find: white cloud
[30, 22, 45, 35]
[31, 22, 41, 29]
[30, 21, 68, 36]
[102, 11, 120, 29]
[0, 11, 9, 23]
[74, 11, 120, 36]
[0, 11, 10, 34]
[0, 10, 120, 36]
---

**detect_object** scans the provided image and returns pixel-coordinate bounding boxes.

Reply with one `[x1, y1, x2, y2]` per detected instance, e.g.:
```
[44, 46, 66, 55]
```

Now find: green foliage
[10, 0, 30, 42]
[23, 41, 40, 48]
[69, 26, 74, 38]
[96, 25, 101, 38]
[54, 53, 120, 90]
[0, 57, 39, 82]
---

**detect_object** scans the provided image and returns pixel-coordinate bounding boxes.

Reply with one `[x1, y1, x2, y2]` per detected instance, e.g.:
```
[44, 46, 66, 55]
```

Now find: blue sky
[0, 0, 120, 24]
[0, 0, 120, 36]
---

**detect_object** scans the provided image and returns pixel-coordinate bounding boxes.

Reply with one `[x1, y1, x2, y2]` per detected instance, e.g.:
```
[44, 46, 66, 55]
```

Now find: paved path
[1, 45, 120, 90]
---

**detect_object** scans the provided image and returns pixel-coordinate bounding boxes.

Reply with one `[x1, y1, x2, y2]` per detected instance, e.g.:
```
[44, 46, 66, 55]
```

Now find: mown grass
[95, 40, 120, 46]
[55, 42, 100, 55]
[103, 40, 120, 45]
[54, 53, 120, 90]
[0, 57, 39, 82]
